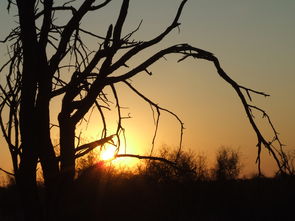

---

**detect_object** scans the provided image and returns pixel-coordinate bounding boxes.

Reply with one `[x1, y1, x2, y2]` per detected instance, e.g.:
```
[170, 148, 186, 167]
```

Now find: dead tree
[0, 0, 291, 220]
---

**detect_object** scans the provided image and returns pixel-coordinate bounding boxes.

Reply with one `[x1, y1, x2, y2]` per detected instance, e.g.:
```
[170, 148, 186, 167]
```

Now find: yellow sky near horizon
[0, 0, 295, 180]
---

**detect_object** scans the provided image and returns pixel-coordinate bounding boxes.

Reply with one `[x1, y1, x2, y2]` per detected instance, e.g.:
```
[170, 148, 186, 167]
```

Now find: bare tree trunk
[15, 1, 60, 219]
[18, 63, 41, 219]
[16, 1, 42, 220]
[35, 70, 60, 220]
[0, 0, 287, 219]
[57, 113, 76, 219]
[17, 146, 41, 221]
[59, 114, 76, 185]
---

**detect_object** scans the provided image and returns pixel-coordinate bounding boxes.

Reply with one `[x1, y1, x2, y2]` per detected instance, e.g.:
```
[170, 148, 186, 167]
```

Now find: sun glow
[100, 145, 117, 161]
[90, 135, 143, 168]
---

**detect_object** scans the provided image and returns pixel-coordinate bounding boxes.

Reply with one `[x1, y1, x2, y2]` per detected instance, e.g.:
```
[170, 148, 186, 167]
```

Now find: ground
[1, 164, 294, 221]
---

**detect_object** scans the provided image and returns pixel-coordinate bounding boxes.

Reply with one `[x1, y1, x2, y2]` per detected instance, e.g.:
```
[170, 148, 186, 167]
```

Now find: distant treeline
[0, 147, 294, 221]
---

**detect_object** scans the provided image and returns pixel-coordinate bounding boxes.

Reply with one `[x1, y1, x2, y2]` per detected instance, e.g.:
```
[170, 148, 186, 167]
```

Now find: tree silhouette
[212, 147, 241, 181]
[0, 0, 291, 220]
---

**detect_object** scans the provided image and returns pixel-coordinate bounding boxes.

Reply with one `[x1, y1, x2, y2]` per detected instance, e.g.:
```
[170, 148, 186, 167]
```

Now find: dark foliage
[138, 148, 209, 183]
[0, 1, 293, 220]
[1, 161, 294, 221]
[212, 147, 242, 181]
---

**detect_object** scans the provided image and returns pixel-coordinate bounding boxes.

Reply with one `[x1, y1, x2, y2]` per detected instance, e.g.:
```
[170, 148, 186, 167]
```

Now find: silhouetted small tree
[212, 147, 242, 181]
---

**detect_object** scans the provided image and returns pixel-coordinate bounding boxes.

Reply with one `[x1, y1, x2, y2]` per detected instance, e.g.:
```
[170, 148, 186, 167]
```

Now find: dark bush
[138, 147, 209, 183]
[212, 146, 242, 181]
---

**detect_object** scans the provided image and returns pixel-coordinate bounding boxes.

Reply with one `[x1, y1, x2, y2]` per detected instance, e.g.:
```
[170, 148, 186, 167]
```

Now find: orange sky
[1, 0, 295, 180]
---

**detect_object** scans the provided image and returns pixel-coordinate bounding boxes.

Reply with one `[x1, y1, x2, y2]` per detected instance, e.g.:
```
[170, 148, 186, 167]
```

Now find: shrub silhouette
[212, 147, 242, 181]
[139, 147, 209, 183]
[62, 149, 294, 221]
[1, 148, 295, 221]
[76, 149, 98, 177]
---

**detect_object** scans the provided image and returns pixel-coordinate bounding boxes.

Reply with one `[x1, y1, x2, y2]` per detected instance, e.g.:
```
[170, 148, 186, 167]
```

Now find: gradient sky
[0, 0, 294, 180]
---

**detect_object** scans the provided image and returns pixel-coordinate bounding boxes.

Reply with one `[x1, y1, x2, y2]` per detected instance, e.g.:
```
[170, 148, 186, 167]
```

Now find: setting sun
[100, 145, 117, 161]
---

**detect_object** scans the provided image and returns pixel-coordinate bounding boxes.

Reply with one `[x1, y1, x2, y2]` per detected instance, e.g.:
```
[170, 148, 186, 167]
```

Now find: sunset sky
[0, 0, 294, 180]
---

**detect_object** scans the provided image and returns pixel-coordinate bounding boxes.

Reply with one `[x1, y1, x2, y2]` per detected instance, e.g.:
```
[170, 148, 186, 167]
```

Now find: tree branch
[0, 167, 14, 177]
[105, 42, 287, 175]
[74, 135, 115, 159]
[39, 0, 53, 50]
[123, 80, 184, 158]
[49, 0, 111, 73]
[115, 154, 177, 168]
[90, 0, 112, 10]
[35, 6, 77, 19]
[113, 0, 129, 46]
[107, 0, 188, 74]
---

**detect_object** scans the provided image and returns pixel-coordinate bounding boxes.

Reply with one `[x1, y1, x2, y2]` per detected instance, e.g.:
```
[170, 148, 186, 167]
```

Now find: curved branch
[188, 49, 285, 174]
[123, 80, 184, 158]
[106, 43, 286, 175]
